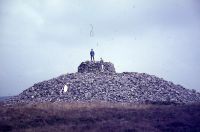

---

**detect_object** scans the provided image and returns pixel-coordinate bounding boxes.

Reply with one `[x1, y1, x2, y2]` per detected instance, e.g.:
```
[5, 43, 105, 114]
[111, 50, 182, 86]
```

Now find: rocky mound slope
[6, 61, 200, 104]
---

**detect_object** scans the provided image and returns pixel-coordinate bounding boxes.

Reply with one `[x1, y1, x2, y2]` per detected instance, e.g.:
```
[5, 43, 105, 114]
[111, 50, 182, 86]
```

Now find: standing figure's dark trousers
[91, 55, 94, 61]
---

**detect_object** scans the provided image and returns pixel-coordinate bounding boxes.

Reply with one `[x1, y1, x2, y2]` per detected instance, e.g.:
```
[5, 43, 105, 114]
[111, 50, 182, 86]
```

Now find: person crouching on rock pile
[90, 49, 95, 62]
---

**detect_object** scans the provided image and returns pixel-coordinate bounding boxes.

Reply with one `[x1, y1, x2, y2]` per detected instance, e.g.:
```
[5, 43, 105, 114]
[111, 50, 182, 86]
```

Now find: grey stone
[78, 61, 115, 73]
[3, 61, 200, 105]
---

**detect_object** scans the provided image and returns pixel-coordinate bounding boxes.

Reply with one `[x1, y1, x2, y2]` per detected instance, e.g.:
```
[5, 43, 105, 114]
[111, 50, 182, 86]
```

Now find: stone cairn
[78, 61, 115, 73]
[5, 61, 200, 105]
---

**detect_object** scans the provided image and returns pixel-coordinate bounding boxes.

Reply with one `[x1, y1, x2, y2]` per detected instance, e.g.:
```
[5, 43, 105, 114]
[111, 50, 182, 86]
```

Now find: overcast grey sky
[0, 0, 200, 96]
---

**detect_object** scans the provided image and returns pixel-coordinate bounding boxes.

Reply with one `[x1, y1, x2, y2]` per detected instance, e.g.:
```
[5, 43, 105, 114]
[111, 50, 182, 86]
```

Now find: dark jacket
[90, 51, 95, 56]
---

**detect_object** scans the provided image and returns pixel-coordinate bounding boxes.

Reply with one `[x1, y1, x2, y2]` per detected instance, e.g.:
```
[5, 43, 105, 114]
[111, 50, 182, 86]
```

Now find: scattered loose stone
[4, 61, 200, 105]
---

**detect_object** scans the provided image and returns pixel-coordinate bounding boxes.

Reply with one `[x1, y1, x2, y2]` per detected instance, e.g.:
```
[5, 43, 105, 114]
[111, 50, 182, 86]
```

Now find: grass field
[0, 102, 200, 132]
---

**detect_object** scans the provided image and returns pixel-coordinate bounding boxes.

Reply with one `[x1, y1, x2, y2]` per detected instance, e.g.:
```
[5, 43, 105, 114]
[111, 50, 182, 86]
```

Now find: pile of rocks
[5, 61, 200, 104]
[78, 61, 115, 73]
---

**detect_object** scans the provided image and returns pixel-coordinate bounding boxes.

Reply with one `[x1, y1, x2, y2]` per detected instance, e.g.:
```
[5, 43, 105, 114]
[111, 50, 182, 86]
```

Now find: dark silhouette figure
[90, 49, 95, 61]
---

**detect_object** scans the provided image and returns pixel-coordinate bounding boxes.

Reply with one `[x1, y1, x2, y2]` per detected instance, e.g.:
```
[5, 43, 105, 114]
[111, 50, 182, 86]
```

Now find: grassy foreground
[0, 102, 200, 132]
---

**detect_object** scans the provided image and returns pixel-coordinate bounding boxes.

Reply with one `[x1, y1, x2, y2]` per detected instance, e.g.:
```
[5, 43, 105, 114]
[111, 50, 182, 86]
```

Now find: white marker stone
[64, 85, 68, 92]
[101, 64, 104, 72]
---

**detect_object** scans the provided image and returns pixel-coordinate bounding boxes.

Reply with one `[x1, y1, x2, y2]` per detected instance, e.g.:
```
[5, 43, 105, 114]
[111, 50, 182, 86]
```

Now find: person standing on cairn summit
[90, 49, 95, 61]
